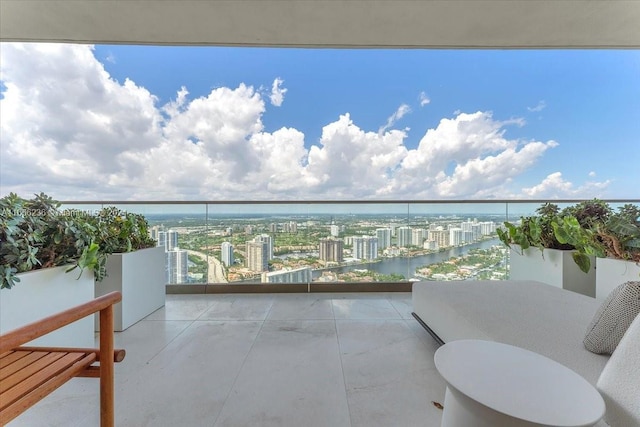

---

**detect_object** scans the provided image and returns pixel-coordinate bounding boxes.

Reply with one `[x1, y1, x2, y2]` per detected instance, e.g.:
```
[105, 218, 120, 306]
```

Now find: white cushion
[597, 312, 640, 426]
[584, 281, 640, 354]
[412, 280, 609, 385]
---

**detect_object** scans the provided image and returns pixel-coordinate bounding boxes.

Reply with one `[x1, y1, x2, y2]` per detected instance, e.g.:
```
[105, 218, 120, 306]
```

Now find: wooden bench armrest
[0, 292, 122, 353]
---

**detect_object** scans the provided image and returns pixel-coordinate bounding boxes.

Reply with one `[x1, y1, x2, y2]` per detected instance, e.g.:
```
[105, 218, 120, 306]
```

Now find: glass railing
[59, 200, 639, 289]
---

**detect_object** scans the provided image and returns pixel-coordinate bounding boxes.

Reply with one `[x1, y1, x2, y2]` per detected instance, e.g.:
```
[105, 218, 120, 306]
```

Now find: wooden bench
[0, 291, 125, 426]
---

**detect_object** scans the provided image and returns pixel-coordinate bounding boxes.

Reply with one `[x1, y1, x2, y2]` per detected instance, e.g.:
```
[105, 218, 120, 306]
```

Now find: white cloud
[384, 112, 557, 198]
[527, 100, 546, 112]
[419, 91, 430, 107]
[0, 43, 610, 201]
[379, 104, 411, 134]
[309, 114, 409, 197]
[521, 172, 610, 199]
[269, 77, 287, 107]
[589, 171, 596, 177]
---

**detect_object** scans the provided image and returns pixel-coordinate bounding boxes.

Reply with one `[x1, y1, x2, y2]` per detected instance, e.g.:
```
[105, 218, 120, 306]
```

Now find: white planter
[595, 257, 640, 300]
[95, 246, 166, 331]
[0, 265, 95, 347]
[509, 246, 596, 297]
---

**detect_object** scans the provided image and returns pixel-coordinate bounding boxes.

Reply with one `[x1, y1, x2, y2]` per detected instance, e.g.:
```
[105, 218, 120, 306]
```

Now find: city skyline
[149, 213, 500, 284]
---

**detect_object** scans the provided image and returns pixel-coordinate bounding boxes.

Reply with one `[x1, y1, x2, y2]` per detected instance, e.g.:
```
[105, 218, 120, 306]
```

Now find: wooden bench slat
[17, 346, 127, 363]
[0, 351, 31, 370]
[0, 351, 48, 382]
[0, 352, 64, 391]
[0, 353, 96, 425]
[0, 352, 94, 411]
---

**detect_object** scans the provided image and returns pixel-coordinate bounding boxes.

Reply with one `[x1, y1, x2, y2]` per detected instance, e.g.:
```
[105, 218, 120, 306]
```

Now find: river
[313, 238, 500, 279]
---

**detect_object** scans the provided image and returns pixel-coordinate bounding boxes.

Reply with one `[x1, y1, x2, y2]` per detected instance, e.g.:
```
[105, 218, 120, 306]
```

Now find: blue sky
[1, 44, 638, 201]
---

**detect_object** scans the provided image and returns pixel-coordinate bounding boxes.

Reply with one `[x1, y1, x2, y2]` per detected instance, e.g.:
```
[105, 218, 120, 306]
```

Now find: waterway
[313, 238, 500, 279]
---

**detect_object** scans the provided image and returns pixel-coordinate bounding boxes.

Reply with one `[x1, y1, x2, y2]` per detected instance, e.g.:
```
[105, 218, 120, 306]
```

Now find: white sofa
[412, 280, 639, 426]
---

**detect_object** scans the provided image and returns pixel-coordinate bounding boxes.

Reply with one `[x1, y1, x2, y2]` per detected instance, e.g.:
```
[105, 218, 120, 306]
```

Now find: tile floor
[8, 293, 446, 427]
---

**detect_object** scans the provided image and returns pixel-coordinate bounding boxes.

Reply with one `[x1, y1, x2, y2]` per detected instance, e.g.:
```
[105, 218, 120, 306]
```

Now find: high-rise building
[150, 225, 164, 241]
[166, 247, 188, 284]
[463, 230, 474, 243]
[471, 224, 482, 241]
[254, 234, 273, 260]
[262, 267, 312, 283]
[480, 221, 496, 236]
[246, 240, 269, 272]
[411, 228, 427, 246]
[159, 230, 179, 251]
[282, 221, 297, 233]
[319, 237, 344, 263]
[352, 236, 378, 260]
[166, 230, 179, 251]
[157, 230, 166, 249]
[376, 228, 392, 249]
[449, 228, 463, 246]
[269, 223, 278, 233]
[429, 228, 450, 248]
[221, 241, 234, 267]
[397, 226, 412, 247]
[330, 224, 340, 237]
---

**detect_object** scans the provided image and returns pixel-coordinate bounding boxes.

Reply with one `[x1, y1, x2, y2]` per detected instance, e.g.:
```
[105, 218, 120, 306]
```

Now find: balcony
[7, 291, 446, 427]
[5, 199, 638, 426]
[2, 2, 639, 425]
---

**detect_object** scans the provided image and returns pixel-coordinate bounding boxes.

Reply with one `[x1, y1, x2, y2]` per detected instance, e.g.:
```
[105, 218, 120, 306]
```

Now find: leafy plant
[497, 203, 571, 253]
[1, 193, 156, 290]
[561, 199, 612, 229]
[91, 206, 156, 255]
[498, 199, 624, 274]
[596, 204, 640, 262]
[0, 193, 103, 289]
[552, 215, 605, 273]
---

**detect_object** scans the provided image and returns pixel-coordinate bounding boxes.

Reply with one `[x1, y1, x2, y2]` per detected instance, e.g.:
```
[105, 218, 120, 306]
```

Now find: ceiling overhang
[1, 0, 639, 48]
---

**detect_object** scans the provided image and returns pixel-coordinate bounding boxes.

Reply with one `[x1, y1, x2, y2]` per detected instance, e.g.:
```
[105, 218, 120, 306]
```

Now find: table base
[442, 386, 543, 427]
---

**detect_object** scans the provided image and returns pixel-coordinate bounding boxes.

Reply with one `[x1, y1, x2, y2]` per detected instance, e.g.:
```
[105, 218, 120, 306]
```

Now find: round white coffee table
[434, 339, 605, 427]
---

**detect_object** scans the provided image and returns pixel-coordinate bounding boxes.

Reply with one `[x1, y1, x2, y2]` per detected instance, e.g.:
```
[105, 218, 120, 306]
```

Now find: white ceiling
[1, 0, 639, 48]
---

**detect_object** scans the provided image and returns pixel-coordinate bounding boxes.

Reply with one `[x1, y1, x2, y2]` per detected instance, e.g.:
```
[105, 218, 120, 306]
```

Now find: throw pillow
[584, 281, 640, 354]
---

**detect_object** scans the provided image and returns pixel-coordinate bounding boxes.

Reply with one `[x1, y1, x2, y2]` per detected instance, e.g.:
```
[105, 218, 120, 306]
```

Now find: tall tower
[397, 226, 412, 247]
[255, 234, 273, 260]
[166, 230, 179, 251]
[319, 238, 344, 263]
[157, 231, 167, 249]
[246, 240, 269, 272]
[376, 228, 392, 249]
[166, 248, 188, 284]
[449, 228, 463, 246]
[412, 228, 427, 246]
[429, 228, 450, 248]
[353, 236, 378, 260]
[221, 241, 234, 267]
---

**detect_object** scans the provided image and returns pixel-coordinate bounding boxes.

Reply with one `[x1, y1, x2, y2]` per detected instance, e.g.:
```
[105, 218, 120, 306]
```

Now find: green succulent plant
[1, 193, 155, 290]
